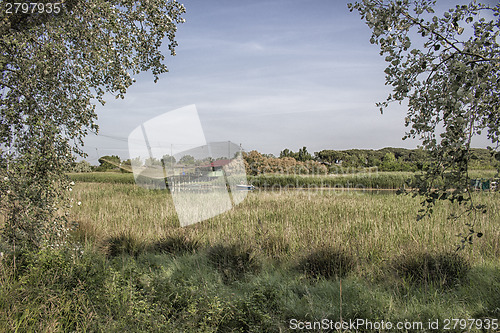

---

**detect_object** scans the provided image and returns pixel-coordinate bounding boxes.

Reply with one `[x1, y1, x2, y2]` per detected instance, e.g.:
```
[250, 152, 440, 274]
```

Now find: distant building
[197, 159, 232, 178]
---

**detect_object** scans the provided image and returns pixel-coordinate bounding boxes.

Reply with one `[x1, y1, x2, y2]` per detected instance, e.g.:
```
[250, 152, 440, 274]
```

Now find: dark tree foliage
[98, 155, 121, 171]
[279, 147, 313, 162]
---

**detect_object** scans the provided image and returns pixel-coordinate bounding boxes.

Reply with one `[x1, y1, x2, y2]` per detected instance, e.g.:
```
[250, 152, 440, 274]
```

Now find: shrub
[71, 160, 93, 173]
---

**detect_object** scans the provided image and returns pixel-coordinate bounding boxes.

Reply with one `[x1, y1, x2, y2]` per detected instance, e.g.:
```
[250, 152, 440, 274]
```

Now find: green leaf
[350, 0, 499, 250]
[0, 0, 186, 250]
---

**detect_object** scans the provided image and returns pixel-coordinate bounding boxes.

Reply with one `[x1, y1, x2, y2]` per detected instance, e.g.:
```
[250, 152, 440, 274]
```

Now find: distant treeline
[243, 147, 498, 175]
[71, 147, 498, 175]
[314, 147, 499, 171]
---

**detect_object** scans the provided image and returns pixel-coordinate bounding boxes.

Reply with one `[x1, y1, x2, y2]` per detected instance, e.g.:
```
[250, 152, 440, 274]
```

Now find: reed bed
[67, 172, 136, 184]
[70, 182, 500, 270]
[68, 170, 498, 191]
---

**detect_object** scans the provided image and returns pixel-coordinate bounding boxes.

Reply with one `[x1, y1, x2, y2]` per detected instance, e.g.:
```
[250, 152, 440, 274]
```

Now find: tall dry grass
[70, 182, 500, 272]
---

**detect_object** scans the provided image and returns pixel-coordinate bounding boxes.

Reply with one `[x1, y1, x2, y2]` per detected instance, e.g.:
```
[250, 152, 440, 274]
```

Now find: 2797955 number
[5, 2, 62, 14]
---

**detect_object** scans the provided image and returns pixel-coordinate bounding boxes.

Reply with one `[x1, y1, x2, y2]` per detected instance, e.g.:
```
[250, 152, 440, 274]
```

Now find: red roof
[199, 159, 232, 168]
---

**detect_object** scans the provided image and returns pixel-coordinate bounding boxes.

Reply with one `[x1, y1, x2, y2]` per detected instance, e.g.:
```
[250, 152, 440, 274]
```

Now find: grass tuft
[391, 251, 470, 288]
[296, 246, 355, 280]
[102, 232, 144, 257]
[207, 244, 261, 284]
[150, 233, 201, 255]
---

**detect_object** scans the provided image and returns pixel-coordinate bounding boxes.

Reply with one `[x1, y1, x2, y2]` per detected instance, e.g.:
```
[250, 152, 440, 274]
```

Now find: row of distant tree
[318, 147, 498, 172]
[70, 147, 499, 175]
[244, 147, 499, 175]
[71, 154, 229, 173]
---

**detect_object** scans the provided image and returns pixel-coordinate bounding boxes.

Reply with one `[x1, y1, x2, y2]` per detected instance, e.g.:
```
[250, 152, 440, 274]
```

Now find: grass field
[69, 182, 500, 261]
[1, 179, 499, 332]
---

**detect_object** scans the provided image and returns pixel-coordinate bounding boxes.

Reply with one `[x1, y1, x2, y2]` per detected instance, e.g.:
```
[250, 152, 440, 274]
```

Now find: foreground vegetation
[1, 182, 499, 332]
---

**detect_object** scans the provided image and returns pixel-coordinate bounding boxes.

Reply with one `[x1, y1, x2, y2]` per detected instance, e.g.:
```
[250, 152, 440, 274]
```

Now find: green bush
[71, 160, 93, 173]
[0, 248, 110, 332]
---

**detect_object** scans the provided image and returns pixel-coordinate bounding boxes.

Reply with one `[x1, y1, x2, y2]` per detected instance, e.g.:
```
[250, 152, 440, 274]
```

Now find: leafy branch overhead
[0, 0, 185, 250]
[1, 0, 185, 148]
[348, 0, 499, 248]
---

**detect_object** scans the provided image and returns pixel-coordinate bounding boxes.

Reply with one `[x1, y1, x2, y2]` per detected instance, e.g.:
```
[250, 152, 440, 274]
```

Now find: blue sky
[83, 0, 493, 163]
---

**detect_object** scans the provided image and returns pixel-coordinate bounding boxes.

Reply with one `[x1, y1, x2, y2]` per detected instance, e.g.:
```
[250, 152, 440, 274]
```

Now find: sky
[82, 0, 495, 164]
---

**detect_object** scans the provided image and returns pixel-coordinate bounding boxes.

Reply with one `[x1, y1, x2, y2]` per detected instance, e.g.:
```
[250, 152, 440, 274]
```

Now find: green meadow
[1, 175, 499, 332]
